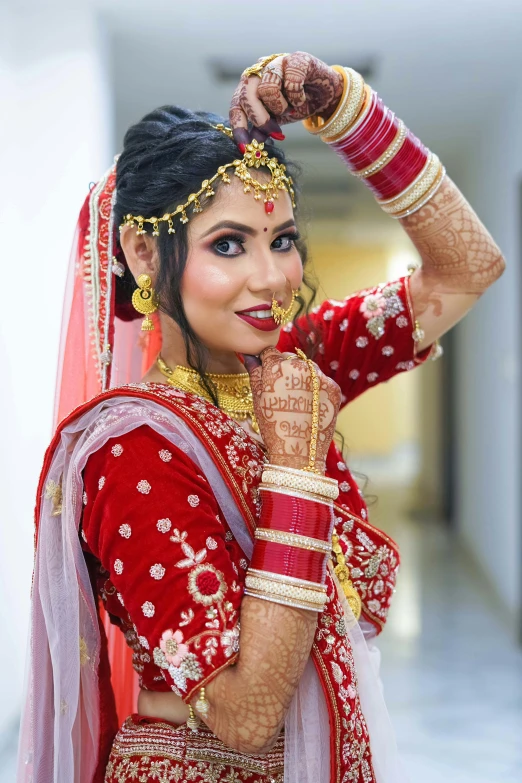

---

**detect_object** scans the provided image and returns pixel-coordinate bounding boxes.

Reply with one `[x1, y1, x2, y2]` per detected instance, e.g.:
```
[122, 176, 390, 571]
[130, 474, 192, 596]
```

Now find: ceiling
[92, 0, 522, 224]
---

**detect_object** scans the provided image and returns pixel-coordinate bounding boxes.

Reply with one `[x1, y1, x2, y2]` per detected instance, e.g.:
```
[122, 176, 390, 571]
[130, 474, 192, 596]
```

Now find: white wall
[0, 4, 113, 733]
[454, 86, 521, 622]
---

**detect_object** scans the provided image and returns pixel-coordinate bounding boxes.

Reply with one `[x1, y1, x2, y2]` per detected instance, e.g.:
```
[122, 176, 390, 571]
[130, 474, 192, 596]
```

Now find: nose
[248, 249, 287, 296]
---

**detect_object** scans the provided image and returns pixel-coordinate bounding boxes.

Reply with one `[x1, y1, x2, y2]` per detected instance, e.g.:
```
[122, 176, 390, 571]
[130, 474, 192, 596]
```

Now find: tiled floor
[2, 495, 521, 782]
[376, 492, 522, 783]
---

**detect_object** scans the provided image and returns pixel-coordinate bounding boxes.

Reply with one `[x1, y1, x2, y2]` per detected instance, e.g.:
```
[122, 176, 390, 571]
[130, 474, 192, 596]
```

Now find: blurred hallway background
[1, 1, 521, 780]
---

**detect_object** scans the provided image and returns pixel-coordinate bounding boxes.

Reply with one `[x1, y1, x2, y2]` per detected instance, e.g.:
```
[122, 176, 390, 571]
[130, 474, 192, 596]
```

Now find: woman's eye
[272, 234, 296, 251]
[213, 237, 244, 256]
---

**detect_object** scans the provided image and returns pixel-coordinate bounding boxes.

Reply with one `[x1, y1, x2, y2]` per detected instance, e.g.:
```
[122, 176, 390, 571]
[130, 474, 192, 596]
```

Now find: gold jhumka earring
[271, 289, 299, 326]
[132, 274, 159, 331]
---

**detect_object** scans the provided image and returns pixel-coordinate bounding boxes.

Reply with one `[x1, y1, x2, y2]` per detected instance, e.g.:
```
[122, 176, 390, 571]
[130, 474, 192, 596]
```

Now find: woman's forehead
[189, 176, 295, 238]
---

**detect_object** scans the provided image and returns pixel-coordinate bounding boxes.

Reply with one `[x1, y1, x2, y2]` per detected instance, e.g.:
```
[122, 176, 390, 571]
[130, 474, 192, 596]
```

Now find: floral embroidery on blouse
[156, 518, 172, 533]
[359, 281, 405, 339]
[142, 525, 241, 694]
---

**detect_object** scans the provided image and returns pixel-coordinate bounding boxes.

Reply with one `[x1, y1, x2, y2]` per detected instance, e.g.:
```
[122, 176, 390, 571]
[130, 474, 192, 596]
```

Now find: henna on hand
[230, 51, 343, 145]
[247, 347, 341, 472]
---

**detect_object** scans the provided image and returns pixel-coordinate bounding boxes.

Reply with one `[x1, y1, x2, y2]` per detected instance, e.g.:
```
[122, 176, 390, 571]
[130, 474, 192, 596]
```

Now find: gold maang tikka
[119, 126, 295, 236]
[271, 289, 299, 326]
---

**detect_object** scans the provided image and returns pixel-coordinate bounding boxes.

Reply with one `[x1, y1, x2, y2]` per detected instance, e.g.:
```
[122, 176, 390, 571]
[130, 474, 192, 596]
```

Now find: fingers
[242, 354, 262, 373]
[281, 52, 310, 113]
[230, 71, 286, 148]
[259, 346, 282, 364]
[229, 81, 250, 149]
[258, 57, 289, 121]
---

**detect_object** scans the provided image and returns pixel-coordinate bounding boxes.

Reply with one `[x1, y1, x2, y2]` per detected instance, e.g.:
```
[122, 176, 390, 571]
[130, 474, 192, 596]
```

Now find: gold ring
[242, 53, 288, 80]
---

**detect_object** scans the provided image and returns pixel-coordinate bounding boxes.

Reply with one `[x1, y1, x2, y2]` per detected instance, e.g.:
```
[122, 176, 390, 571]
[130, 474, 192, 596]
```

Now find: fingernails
[260, 118, 284, 136]
[238, 143, 246, 154]
[233, 127, 250, 149]
[251, 127, 269, 142]
[270, 132, 286, 141]
[235, 352, 246, 366]
[243, 354, 262, 372]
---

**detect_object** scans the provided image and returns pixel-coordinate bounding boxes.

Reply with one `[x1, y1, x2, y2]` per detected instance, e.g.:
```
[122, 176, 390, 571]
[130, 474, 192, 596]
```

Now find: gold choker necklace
[157, 355, 259, 433]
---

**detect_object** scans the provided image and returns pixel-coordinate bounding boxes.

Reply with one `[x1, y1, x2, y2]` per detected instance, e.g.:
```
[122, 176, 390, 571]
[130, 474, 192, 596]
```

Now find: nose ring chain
[271, 289, 299, 326]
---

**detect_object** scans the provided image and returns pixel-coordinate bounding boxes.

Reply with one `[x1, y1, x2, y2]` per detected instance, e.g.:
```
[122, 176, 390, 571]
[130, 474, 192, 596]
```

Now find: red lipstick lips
[236, 304, 279, 332]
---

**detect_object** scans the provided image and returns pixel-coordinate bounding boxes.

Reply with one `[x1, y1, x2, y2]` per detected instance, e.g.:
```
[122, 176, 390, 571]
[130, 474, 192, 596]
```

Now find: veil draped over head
[19, 160, 407, 783]
[54, 163, 153, 723]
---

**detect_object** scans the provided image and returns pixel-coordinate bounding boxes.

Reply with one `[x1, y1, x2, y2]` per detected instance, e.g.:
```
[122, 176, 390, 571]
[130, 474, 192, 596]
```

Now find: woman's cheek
[286, 252, 304, 289]
[182, 259, 234, 306]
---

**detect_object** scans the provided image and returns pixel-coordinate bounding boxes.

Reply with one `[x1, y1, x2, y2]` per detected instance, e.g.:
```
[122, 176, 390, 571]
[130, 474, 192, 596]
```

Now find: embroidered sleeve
[277, 275, 437, 407]
[82, 426, 242, 701]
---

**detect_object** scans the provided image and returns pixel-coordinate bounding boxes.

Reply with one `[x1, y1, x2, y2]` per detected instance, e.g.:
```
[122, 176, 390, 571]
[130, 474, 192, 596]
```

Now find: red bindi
[264, 227, 268, 232]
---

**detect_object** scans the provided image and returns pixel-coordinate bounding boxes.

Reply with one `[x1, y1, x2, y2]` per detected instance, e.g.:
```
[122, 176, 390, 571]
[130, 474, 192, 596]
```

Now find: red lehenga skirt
[104, 715, 285, 783]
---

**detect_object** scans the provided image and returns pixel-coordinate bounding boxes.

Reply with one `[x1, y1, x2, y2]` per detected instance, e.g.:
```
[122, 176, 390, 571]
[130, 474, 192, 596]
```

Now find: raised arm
[229, 51, 505, 359]
[400, 177, 505, 352]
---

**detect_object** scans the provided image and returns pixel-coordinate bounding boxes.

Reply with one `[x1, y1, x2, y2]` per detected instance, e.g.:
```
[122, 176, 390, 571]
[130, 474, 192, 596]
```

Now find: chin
[235, 330, 281, 356]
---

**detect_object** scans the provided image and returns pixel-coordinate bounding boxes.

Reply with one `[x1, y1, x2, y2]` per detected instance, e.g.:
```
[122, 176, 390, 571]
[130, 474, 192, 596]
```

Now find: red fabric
[278, 274, 433, 408]
[81, 427, 244, 703]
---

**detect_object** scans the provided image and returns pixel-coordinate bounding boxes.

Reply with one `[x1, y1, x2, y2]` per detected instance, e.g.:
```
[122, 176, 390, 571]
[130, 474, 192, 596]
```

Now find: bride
[18, 51, 504, 782]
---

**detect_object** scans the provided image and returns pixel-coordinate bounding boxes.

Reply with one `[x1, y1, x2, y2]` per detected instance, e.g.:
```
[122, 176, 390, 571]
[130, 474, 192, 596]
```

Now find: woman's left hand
[229, 51, 343, 148]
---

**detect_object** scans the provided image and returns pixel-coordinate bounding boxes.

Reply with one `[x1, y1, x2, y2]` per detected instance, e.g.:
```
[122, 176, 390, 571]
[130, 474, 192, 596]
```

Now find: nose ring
[271, 289, 299, 326]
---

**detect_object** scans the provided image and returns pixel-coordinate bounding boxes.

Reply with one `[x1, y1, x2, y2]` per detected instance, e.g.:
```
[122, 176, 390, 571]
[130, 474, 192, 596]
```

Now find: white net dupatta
[18, 396, 405, 783]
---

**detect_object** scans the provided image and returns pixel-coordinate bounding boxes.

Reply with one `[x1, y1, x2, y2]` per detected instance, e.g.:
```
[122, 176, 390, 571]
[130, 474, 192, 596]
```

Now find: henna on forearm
[203, 596, 317, 754]
[401, 176, 506, 319]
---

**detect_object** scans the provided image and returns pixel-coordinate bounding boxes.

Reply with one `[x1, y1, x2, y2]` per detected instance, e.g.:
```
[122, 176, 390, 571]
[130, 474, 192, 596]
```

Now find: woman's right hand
[244, 348, 341, 473]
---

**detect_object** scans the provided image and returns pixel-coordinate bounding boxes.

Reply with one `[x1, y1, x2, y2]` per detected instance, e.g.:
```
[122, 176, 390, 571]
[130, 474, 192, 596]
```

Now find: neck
[141, 313, 246, 384]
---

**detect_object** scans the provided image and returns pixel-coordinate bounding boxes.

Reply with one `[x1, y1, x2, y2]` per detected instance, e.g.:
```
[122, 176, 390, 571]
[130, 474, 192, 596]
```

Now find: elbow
[491, 249, 507, 284]
[231, 733, 283, 756]
[211, 706, 285, 756]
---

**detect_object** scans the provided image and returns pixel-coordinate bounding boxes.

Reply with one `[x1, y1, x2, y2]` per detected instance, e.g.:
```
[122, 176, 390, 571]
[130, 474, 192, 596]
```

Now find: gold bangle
[378, 154, 442, 214]
[255, 527, 332, 554]
[353, 121, 407, 179]
[302, 65, 351, 136]
[245, 573, 327, 607]
[263, 463, 338, 489]
[320, 68, 366, 143]
[244, 587, 327, 613]
[247, 567, 327, 592]
[261, 466, 339, 500]
[392, 165, 446, 219]
[259, 484, 334, 508]
[327, 84, 373, 145]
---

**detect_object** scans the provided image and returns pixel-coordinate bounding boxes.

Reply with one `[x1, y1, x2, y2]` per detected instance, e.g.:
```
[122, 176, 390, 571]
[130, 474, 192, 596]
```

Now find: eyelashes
[211, 231, 301, 257]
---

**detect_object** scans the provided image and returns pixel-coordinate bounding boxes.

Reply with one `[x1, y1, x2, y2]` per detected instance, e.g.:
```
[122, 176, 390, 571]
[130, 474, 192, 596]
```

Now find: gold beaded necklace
[156, 355, 259, 433]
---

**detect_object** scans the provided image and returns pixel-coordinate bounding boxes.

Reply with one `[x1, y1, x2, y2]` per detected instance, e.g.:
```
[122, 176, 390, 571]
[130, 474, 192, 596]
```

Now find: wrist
[303, 66, 446, 219]
[267, 455, 326, 474]
[319, 68, 345, 120]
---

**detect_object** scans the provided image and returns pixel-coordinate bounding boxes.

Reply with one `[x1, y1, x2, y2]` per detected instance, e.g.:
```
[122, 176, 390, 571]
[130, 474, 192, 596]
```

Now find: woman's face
[181, 177, 303, 357]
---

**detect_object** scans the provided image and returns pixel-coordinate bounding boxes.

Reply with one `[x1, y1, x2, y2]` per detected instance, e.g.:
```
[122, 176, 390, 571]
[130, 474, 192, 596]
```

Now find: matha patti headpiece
[119, 125, 295, 236]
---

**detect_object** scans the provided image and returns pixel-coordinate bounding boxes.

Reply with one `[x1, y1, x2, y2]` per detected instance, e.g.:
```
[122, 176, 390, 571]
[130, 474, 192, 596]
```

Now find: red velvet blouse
[81, 275, 434, 700]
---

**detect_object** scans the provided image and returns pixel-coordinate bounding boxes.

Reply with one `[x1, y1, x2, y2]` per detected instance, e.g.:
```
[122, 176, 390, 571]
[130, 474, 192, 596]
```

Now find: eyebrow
[199, 218, 297, 239]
